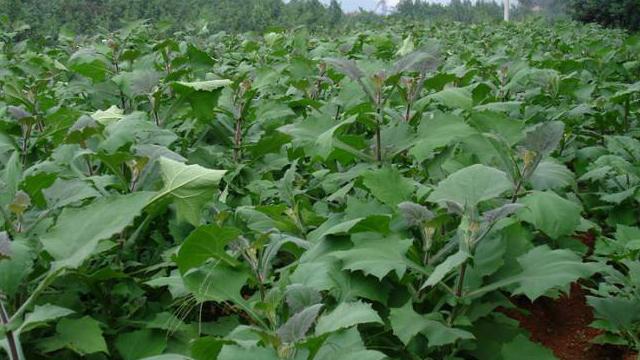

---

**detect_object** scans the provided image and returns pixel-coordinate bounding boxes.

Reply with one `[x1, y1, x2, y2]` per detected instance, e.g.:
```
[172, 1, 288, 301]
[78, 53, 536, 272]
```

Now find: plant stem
[10, 268, 63, 324]
[0, 294, 21, 360]
[233, 115, 243, 162]
[455, 262, 468, 298]
[447, 261, 468, 326]
[375, 107, 382, 164]
[21, 124, 32, 166]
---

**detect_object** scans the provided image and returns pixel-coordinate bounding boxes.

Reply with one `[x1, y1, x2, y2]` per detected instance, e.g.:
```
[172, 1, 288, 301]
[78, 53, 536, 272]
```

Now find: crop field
[0, 19, 639, 360]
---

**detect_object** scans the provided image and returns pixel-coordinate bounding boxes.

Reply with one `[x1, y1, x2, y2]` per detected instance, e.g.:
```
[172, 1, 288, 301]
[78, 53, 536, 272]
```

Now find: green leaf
[429, 86, 473, 110]
[43, 178, 101, 209]
[182, 262, 248, 303]
[422, 319, 475, 347]
[332, 233, 413, 280]
[513, 246, 599, 301]
[151, 157, 226, 226]
[278, 114, 357, 160]
[587, 296, 640, 330]
[285, 284, 322, 314]
[361, 167, 414, 207]
[409, 112, 477, 162]
[389, 301, 428, 345]
[522, 121, 565, 158]
[41, 192, 155, 269]
[176, 224, 241, 273]
[472, 246, 601, 301]
[115, 330, 167, 360]
[501, 334, 557, 360]
[18, 304, 74, 334]
[518, 191, 582, 239]
[277, 304, 324, 343]
[46, 316, 108, 355]
[0, 238, 32, 296]
[172, 79, 232, 92]
[171, 79, 231, 121]
[217, 345, 278, 360]
[427, 164, 512, 207]
[421, 251, 468, 290]
[529, 160, 574, 191]
[315, 301, 383, 335]
[68, 48, 109, 82]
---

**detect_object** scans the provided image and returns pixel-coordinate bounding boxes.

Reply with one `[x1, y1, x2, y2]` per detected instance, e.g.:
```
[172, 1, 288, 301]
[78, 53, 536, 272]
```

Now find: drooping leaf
[0, 238, 32, 296]
[517, 191, 582, 239]
[421, 251, 468, 290]
[151, 157, 226, 226]
[522, 121, 565, 158]
[41, 316, 108, 356]
[176, 224, 241, 273]
[315, 301, 383, 335]
[18, 304, 75, 334]
[41, 192, 155, 269]
[487, 246, 600, 301]
[398, 201, 434, 227]
[427, 164, 512, 208]
[587, 296, 640, 330]
[115, 330, 167, 360]
[421, 319, 475, 347]
[501, 334, 557, 360]
[277, 304, 324, 343]
[428, 86, 473, 110]
[285, 284, 322, 314]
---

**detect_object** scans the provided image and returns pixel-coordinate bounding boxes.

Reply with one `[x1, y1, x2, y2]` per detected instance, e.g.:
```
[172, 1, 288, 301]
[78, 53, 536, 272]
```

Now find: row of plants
[0, 19, 639, 359]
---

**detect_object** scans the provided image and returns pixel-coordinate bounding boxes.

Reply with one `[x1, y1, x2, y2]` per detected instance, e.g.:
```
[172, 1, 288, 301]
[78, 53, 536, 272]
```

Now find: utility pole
[504, 0, 510, 21]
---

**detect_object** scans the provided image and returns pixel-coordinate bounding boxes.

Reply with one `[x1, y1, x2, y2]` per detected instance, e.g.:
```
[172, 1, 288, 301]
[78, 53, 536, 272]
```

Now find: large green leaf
[501, 334, 557, 360]
[389, 301, 428, 345]
[182, 262, 248, 304]
[151, 157, 226, 226]
[276, 304, 324, 343]
[428, 86, 473, 110]
[409, 112, 477, 162]
[40, 316, 108, 356]
[361, 167, 415, 206]
[18, 304, 74, 334]
[315, 301, 382, 335]
[115, 330, 167, 360]
[41, 192, 155, 269]
[421, 251, 468, 289]
[171, 79, 231, 121]
[427, 164, 512, 207]
[0, 238, 33, 296]
[176, 224, 241, 273]
[278, 114, 357, 160]
[474, 246, 601, 301]
[517, 191, 582, 239]
[331, 233, 413, 280]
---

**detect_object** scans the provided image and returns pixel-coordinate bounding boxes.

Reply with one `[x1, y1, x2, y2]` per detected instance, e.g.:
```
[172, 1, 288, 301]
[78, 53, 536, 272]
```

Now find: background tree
[569, 0, 640, 31]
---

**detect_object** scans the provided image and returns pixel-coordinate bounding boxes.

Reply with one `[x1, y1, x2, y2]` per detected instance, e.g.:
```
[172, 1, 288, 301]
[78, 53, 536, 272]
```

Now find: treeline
[569, 0, 640, 31]
[0, 0, 345, 36]
[0, 0, 636, 37]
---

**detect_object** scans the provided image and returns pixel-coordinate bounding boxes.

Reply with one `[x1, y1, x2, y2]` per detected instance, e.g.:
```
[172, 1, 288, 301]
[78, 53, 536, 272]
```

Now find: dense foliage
[1, 18, 640, 360]
[0, 0, 345, 36]
[569, 0, 640, 31]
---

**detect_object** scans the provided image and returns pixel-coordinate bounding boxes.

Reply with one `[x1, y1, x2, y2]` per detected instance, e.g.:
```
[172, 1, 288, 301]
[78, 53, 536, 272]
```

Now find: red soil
[500, 232, 637, 360]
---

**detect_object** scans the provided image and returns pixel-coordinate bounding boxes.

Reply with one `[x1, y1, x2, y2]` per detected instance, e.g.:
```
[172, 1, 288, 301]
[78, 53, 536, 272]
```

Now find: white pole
[504, 0, 510, 22]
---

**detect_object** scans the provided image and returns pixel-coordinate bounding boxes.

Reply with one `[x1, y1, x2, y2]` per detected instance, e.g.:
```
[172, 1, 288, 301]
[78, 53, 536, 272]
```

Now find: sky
[323, 0, 501, 13]
[329, 0, 445, 12]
